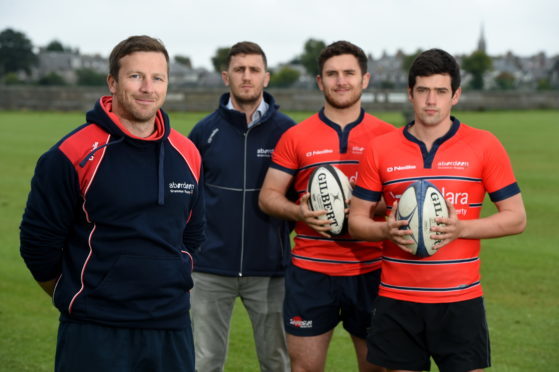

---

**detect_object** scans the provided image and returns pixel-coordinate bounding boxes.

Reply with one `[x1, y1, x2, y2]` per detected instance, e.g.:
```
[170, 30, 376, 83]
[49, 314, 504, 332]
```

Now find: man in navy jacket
[188, 41, 295, 372]
[20, 36, 204, 372]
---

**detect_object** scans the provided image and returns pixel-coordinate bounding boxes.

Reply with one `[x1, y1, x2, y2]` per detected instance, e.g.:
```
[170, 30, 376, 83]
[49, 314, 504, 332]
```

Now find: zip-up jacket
[20, 96, 205, 329]
[188, 92, 295, 276]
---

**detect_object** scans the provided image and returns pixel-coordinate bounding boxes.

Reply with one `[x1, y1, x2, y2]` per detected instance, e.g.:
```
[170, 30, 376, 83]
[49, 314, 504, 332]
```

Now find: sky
[1, 0, 558, 70]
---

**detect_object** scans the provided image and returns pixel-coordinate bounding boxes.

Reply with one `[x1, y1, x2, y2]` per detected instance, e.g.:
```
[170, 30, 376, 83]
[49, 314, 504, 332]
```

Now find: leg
[287, 331, 333, 372]
[190, 272, 238, 372]
[351, 335, 385, 372]
[241, 276, 289, 372]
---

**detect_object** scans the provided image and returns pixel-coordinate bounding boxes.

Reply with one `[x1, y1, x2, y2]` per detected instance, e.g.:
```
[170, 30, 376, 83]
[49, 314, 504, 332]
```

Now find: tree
[402, 49, 423, 72]
[211, 47, 230, 73]
[300, 39, 326, 77]
[462, 50, 492, 90]
[45, 40, 70, 52]
[76, 68, 106, 86]
[37, 72, 66, 86]
[0, 28, 37, 75]
[3, 72, 24, 85]
[269, 66, 300, 88]
[494, 72, 516, 90]
[174, 55, 192, 69]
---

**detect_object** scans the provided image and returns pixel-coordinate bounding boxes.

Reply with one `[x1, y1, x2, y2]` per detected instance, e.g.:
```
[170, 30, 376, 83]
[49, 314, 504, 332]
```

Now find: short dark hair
[109, 35, 169, 80]
[408, 48, 461, 94]
[226, 41, 267, 70]
[318, 41, 368, 76]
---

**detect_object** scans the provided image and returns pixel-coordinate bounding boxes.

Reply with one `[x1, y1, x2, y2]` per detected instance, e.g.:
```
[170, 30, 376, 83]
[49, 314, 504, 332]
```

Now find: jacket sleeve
[20, 148, 80, 282]
[183, 164, 206, 252]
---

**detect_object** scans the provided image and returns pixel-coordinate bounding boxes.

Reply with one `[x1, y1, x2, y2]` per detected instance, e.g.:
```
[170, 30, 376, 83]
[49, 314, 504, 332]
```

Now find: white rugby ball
[307, 165, 352, 235]
[395, 180, 449, 257]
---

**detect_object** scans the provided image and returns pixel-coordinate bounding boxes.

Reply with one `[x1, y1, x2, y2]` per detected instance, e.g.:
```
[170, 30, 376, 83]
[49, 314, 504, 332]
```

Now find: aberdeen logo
[257, 148, 274, 158]
[289, 316, 313, 328]
[437, 160, 470, 170]
[169, 182, 195, 194]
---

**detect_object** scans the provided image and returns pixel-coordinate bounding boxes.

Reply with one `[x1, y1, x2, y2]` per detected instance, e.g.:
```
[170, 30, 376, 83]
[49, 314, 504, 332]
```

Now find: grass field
[0, 109, 558, 371]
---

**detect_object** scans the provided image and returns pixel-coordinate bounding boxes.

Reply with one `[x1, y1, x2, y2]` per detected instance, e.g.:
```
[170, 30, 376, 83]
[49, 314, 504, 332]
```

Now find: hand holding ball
[395, 180, 449, 257]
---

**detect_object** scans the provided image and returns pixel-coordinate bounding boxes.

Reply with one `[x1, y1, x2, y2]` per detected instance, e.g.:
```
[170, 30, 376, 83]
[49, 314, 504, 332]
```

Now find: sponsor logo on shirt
[289, 316, 313, 328]
[441, 186, 469, 216]
[88, 142, 99, 161]
[352, 146, 365, 155]
[257, 148, 274, 157]
[306, 149, 334, 157]
[386, 164, 416, 172]
[437, 160, 470, 170]
[169, 182, 195, 194]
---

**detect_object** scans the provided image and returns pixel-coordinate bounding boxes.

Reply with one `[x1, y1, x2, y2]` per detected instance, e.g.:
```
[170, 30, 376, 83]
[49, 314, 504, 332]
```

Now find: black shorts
[283, 263, 380, 338]
[55, 320, 194, 372]
[367, 296, 491, 372]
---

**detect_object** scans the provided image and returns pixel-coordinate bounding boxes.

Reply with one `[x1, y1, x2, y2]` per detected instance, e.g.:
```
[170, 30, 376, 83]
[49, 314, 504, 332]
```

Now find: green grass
[0, 110, 557, 371]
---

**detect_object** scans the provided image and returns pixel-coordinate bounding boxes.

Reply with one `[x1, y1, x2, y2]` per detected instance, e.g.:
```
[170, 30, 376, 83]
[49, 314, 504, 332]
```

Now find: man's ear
[451, 86, 462, 106]
[221, 71, 230, 87]
[361, 72, 371, 89]
[107, 74, 117, 94]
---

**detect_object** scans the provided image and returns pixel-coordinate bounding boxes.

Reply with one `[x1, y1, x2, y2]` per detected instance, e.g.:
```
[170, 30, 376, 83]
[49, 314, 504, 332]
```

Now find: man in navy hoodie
[20, 35, 204, 372]
[188, 41, 295, 372]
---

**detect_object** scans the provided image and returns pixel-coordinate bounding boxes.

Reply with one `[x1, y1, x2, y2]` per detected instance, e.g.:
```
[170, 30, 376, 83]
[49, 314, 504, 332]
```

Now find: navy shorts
[284, 263, 381, 338]
[55, 320, 194, 372]
[367, 296, 491, 372]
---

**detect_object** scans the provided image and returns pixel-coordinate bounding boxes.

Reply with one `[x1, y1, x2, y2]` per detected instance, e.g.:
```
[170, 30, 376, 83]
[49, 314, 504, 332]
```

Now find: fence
[1, 86, 558, 112]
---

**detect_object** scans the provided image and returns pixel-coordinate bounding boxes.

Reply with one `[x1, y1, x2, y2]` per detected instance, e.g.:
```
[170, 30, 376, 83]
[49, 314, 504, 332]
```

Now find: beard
[323, 89, 362, 110]
[231, 90, 262, 106]
[115, 92, 162, 124]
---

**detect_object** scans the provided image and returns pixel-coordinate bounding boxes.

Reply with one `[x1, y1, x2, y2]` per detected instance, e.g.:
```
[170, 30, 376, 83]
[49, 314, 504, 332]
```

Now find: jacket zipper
[239, 127, 251, 276]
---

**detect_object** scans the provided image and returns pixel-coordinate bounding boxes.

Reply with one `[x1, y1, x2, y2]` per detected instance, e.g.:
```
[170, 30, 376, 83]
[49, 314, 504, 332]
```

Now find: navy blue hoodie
[188, 92, 295, 276]
[20, 96, 205, 329]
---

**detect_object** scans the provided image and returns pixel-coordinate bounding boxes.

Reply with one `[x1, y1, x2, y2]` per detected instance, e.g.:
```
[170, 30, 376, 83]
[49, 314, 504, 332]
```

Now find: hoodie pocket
[85, 255, 193, 322]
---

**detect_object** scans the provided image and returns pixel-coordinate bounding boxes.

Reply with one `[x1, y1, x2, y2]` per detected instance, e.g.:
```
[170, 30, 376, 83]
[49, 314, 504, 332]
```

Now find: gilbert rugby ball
[307, 165, 352, 235]
[395, 180, 449, 257]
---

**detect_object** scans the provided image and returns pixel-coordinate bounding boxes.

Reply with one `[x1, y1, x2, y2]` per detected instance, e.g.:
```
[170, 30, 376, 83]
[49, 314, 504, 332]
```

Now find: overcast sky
[1, 0, 558, 70]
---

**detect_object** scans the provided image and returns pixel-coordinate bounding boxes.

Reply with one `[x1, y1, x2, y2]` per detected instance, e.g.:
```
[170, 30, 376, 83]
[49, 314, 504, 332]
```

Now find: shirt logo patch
[257, 148, 274, 158]
[289, 316, 313, 328]
[387, 164, 416, 172]
[305, 149, 334, 157]
[437, 161, 470, 170]
[88, 142, 99, 161]
[169, 182, 195, 194]
[352, 146, 365, 154]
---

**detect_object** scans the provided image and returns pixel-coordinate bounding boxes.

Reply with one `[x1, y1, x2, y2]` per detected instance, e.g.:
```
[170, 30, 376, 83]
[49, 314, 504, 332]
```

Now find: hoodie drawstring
[79, 137, 125, 168]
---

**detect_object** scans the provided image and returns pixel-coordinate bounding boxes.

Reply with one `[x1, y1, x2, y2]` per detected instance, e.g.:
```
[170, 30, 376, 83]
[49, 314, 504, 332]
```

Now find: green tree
[300, 38, 326, 76]
[3, 72, 24, 85]
[0, 28, 37, 75]
[45, 40, 70, 52]
[211, 47, 230, 73]
[37, 72, 66, 86]
[269, 66, 300, 88]
[494, 71, 516, 90]
[174, 55, 192, 69]
[76, 68, 106, 86]
[402, 49, 423, 72]
[462, 50, 492, 90]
